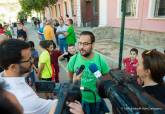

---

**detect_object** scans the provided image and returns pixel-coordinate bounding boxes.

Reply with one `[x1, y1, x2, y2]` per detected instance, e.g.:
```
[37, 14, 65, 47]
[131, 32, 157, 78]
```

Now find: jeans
[58, 38, 67, 53]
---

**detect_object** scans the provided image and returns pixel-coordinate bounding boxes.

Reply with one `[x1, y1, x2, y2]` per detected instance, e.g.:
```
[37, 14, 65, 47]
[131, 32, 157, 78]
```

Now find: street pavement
[26, 23, 113, 114]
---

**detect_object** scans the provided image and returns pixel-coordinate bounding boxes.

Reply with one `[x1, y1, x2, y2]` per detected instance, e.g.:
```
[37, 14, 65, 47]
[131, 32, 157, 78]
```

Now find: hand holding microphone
[73, 65, 85, 83]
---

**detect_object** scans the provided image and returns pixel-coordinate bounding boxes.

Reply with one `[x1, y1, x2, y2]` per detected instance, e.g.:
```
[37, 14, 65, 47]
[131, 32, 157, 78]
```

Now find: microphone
[73, 65, 85, 85]
[89, 63, 102, 79]
[75, 65, 85, 76]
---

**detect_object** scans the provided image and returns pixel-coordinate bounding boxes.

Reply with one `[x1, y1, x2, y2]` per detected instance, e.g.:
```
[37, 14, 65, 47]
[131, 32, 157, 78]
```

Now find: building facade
[97, 0, 165, 50]
[44, 0, 99, 27]
[44, 0, 79, 25]
[45, 0, 165, 49]
[107, 0, 165, 32]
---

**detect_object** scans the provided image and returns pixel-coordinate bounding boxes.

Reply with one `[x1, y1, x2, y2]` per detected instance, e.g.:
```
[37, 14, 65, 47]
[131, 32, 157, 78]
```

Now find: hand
[63, 52, 68, 55]
[73, 72, 83, 83]
[68, 101, 84, 114]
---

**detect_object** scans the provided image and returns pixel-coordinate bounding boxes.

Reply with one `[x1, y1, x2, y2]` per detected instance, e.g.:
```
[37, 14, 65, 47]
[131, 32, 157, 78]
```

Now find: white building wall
[99, 0, 108, 26]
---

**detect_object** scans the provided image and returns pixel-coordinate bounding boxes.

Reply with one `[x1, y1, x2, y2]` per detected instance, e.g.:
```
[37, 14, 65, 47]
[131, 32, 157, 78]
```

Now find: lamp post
[118, 0, 126, 69]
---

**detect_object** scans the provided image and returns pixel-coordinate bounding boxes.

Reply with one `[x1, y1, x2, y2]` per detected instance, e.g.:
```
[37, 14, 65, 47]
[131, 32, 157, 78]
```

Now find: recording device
[98, 69, 165, 114]
[35, 81, 56, 93]
[54, 83, 81, 114]
[89, 63, 102, 79]
[54, 65, 85, 114]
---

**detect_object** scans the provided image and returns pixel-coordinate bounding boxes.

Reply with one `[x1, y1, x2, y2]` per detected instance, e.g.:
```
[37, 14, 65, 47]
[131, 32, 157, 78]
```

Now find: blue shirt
[56, 25, 67, 39]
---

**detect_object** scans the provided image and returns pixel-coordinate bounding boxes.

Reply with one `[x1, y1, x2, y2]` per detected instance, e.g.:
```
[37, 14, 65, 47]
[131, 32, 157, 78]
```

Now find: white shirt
[0, 73, 57, 114]
[56, 25, 67, 39]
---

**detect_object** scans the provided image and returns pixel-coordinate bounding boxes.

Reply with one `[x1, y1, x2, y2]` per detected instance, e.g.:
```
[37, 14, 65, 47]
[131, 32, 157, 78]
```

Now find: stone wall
[93, 27, 165, 51]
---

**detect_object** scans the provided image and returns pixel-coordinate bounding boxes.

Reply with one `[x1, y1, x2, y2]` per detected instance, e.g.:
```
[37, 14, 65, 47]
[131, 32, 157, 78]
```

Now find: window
[125, 0, 137, 16]
[55, 5, 57, 17]
[93, 0, 99, 15]
[64, 1, 68, 16]
[154, 0, 165, 17]
[117, 0, 138, 17]
[71, 0, 74, 16]
[58, 4, 61, 16]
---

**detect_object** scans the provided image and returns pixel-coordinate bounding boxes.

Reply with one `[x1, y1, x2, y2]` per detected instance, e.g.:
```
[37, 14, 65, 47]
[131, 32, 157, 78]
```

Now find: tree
[19, 0, 57, 20]
[19, 0, 33, 15]
[17, 10, 28, 21]
[19, 0, 57, 13]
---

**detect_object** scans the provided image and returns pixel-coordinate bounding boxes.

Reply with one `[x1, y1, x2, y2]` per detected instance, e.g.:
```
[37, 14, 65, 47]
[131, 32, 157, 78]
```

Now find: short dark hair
[0, 23, 2, 28]
[39, 40, 53, 49]
[28, 41, 35, 48]
[50, 40, 56, 49]
[0, 82, 22, 114]
[130, 48, 138, 55]
[0, 39, 30, 69]
[68, 19, 73, 24]
[142, 49, 165, 83]
[66, 14, 69, 17]
[80, 31, 95, 43]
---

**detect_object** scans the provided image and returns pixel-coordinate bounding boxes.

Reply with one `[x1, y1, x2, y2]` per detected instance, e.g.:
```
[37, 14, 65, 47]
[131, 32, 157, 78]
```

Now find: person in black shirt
[137, 49, 165, 104]
[59, 44, 77, 62]
[17, 21, 27, 41]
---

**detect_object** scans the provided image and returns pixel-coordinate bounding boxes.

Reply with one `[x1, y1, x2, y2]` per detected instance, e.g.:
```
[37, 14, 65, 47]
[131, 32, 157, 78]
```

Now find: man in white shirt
[56, 19, 67, 53]
[0, 39, 84, 114]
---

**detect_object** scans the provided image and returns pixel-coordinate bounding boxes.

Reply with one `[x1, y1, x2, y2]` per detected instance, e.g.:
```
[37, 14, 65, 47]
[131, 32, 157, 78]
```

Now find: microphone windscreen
[89, 63, 98, 73]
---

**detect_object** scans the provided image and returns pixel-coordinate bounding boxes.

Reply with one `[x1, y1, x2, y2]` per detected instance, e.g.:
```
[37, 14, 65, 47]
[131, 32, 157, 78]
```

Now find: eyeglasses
[19, 57, 33, 64]
[78, 42, 92, 47]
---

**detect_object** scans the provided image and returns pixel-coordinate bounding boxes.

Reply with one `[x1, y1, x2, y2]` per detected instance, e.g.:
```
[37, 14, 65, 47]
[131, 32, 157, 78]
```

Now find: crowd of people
[0, 16, 165, 114]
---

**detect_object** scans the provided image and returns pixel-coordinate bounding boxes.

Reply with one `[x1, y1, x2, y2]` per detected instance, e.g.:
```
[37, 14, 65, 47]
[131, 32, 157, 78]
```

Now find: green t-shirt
[67, 52, 110, 103]
[5, 30, 12, 36]
[66, 25, 76, 45]
[38, 50, 52, 79]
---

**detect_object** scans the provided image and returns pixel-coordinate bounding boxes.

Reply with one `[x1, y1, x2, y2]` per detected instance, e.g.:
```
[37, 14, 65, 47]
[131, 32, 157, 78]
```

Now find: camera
[98, 69, 165, 114]
[35, 69, 165, 114]
[54, 82, 81, 114]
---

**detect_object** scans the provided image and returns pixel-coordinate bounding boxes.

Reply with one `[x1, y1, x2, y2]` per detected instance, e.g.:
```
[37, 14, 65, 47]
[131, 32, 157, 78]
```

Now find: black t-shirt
[143, 84, 165, 104]
[17, 29, 27, 39]
[63, 53, 73, 62]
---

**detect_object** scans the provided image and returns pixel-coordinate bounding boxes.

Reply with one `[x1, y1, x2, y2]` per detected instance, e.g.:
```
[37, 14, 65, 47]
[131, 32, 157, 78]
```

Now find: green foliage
[17, 10, 28, 21]
[19, 0, 57, 13]
[19, 0, 33, 14]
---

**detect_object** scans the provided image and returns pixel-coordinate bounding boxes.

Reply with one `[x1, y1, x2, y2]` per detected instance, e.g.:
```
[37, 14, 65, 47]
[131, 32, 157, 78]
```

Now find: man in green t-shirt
[64, 19, 76, 45]
[67, 31, 110, 114]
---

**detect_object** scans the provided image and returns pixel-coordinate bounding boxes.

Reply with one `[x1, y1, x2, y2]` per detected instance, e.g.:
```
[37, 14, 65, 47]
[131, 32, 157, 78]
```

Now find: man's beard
[82, 52, 91, 57]
[19, 64, 32, 75]
[80, 50, 92, 57]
